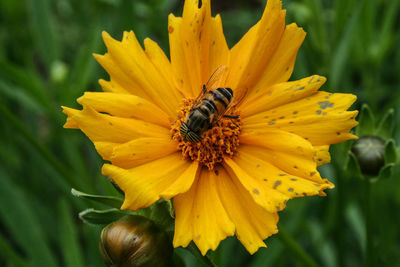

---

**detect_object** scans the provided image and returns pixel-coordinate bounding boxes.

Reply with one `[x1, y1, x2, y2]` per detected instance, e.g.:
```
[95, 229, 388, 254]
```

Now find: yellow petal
[98, 79, 130, 94]
[169, 15, 193, 97]
[246, 23, 306, 99]
[144, 38, 184, 102]
[315, 145, 331, 166]
[227, 0, 286, 94]
[216, 166, 279, 254]
[96, 31, 180, 118]
[224, 158, 289, 213]
[231, 146, 333, 199]
[239, 128, 333, 188]
[180, 0, 206, 96]
[173, 167, 236, 255]
[93, 53, 140, 95]
[102, 153, 198, 211]
[206, 15, 230, 85]
[110, 137, 178, 168]
[241, 75, 326, 117]
[77, 92, 171, 127]
[61, 105, 169, 143]
[237, 144, 327, 184]
[240, 128, 316, 160]
[93, 141, 115, 160]
[243, 91, 358, 146]
[168, 0, 230, 98]
[160, 161, 199, 199]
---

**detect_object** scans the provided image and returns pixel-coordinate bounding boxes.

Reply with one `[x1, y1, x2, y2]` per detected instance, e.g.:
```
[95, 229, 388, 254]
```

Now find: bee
[180, 66, 244, 143]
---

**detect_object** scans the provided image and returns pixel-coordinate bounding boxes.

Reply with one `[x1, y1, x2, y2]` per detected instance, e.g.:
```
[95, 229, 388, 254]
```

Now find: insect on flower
[180, 66, 245, 143]
[62, 0, 359, 256]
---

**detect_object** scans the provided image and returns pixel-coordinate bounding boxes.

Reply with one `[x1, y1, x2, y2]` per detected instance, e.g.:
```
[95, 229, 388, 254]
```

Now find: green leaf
[63, 26, 103, 105]
[384, 139, 397, 164]
[346, 151, 362, 179]
[356, 104, 375, 137]
[149, 199, 174, 232]
[79, 208, 126, 225]
[304, 0, 327, 54]
[58, 198, 85, 267]
[0, 169, 58, 267]
[376, 109, 394, 140]
[71, 188, 123, 208]
[0, 233, 29, 267]
[26, 0, 59, 67]
[0, 104, 71, 190]
[330, 1, 362, 89]
[375, 0, 400, 63]
[333, 0, 356, 39]
[377, 163, 394, 180]
[0, 80, 44, 114]
[345, 204, 366, 253]
[0, 59, 57, 120]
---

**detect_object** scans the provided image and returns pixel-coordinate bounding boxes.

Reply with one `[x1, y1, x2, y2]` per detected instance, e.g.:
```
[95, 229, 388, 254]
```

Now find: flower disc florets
[171, 98, 241, 170]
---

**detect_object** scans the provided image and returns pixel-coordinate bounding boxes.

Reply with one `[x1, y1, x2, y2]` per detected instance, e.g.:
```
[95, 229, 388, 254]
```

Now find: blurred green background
[1, 0, 399, 266]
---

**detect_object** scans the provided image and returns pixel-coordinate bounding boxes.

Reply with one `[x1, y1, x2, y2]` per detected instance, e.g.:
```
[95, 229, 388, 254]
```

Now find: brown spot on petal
[273, 180, 281, 189]
[253, 189, 260, 195]
[168, 26, 174, 33]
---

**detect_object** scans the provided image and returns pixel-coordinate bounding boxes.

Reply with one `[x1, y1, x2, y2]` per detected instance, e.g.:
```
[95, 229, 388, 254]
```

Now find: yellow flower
[62, 0, 358, 255]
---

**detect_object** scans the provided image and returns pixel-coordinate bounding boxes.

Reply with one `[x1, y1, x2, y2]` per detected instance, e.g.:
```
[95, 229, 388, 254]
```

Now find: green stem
[278, 226, 319, 267]
[336, 171, 345, 267]
[187, 242, 217, 267]
[364, 179, 373, 267]
[0, 103, 72, 188]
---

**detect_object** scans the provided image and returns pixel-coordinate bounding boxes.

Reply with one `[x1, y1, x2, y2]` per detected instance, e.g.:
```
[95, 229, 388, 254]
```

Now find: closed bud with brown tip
[99, 215, 172, 267]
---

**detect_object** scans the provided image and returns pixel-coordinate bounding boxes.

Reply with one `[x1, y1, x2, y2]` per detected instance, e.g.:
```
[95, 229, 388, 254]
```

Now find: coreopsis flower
[62, 0, 358, 255]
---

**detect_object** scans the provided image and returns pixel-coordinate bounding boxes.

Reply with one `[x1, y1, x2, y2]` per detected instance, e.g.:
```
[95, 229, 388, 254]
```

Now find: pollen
[170, 99, 241, 170]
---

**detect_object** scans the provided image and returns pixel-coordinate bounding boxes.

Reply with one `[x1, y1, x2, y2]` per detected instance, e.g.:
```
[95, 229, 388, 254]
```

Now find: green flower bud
[351, 136, 385, 176]
[99, 215, 172, 267]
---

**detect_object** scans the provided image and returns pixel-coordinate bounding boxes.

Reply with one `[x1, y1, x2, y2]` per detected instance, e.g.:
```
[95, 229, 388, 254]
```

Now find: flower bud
[351, 136, 385, 176]
[99, 215, 172, 267]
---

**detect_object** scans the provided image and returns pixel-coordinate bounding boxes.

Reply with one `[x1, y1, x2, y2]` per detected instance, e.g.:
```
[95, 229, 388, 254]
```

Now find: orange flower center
[170, 98, 241, 170]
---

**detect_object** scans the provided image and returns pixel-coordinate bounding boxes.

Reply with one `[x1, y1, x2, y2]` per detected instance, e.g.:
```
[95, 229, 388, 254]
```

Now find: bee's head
[180, 122, 202, 143]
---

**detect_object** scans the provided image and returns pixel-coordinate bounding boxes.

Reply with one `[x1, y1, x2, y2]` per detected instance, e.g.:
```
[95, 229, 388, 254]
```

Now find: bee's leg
[223, 115, 239, 119]
[202, 85, 207, 94]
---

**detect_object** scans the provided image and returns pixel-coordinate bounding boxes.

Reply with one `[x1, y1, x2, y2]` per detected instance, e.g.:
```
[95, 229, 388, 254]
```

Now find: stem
[364, 179, 373, 267]
[278, 226, 319, 267]
[187, 242, 217, 267]
[336, 171, 345, 267]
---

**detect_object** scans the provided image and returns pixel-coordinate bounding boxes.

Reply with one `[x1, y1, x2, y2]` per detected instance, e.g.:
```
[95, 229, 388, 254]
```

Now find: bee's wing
[192, 65, 229, 110]
[191, 84, 208, 110]
[205, 65, 229, 91]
